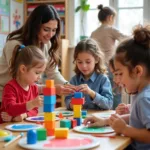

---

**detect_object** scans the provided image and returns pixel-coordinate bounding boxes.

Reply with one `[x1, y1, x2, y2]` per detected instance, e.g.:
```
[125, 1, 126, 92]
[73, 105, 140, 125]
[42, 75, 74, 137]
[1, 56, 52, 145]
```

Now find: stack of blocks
[71, 92, 85, 126]
[43, 80, 56, 136]
[27, 80, 69, 144]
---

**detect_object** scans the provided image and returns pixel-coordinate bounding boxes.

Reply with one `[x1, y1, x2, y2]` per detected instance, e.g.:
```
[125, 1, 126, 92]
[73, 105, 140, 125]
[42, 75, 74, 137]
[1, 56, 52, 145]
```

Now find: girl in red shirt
[0, 45, 47, 123]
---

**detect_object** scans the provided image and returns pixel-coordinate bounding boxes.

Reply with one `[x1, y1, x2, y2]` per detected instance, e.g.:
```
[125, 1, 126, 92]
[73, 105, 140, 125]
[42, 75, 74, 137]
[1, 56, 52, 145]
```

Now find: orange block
[47, 129, 55, 136]
[46, 80, 54, 88]
[43, 87, 56, 96]
[58, 113, 64, 119]
[44, 121, 55, 129]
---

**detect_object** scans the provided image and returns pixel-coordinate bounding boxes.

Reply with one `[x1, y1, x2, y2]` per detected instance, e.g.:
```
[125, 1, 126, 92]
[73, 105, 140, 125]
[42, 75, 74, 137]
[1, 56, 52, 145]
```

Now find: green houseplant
[75, 0, 90, 40]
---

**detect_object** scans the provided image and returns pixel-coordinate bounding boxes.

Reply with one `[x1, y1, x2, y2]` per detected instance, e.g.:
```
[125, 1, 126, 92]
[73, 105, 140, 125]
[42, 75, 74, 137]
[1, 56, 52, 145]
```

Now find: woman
[0, 4, 75, 103]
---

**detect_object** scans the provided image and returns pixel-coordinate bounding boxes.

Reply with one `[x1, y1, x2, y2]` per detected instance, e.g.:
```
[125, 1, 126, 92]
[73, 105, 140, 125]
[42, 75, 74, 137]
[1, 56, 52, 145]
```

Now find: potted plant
[75, 0, 90, 40]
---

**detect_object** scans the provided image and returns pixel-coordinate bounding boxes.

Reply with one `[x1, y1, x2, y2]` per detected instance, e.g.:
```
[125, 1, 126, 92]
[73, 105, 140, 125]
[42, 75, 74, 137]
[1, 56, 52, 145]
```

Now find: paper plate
[0, 130, 12, 141]
[55, 110, 73, 117]
[5, 123, 42, 131]
[93, 111, 115, 118]
[26, 116, 59, 122]
[18, 133, 100, 150]
[73, 125, 114, 134]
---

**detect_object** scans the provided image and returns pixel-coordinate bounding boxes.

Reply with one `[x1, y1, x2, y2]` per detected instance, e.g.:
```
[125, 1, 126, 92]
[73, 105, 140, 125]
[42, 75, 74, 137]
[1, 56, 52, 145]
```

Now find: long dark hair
[115, 25, 150, 76]
[7, 4, 60, 67]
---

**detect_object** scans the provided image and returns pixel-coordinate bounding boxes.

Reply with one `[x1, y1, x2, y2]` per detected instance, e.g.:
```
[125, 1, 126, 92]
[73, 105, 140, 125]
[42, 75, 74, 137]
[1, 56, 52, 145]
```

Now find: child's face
[114, 60, 139, 94]
[76, 52, 97, 79]
[22, 63, 46, 85]
[109, 65, 121, 86]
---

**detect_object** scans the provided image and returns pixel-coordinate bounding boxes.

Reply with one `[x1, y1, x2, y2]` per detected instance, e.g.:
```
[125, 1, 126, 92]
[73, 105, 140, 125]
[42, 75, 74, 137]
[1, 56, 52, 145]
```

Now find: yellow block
[46, 80, 54, 88]
[73, 105, 82, 111]
[44, 112, 55, 121]
[73, 111, 81, 118]
[55, 128, 69, 139]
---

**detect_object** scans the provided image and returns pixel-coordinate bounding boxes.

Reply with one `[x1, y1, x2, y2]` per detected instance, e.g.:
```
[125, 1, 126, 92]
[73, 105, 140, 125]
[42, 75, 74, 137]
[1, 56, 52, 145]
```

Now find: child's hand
[83, 116, 107, 127]
[109, 114, 127, 134]
[1, 112, 12, 122]
[116, 103, 130, 115]
[12, 113, 27, 122]
[32, 95, 43, 107]
[76, 84, 96, 99]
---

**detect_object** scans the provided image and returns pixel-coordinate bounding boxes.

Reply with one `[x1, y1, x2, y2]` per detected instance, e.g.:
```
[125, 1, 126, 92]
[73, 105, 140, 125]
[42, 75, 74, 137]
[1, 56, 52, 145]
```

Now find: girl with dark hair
[0, 45, 46, 123]
[65, 38, 113, 110]
[0, 4, 75, 104]
[84, 25, 150, 149]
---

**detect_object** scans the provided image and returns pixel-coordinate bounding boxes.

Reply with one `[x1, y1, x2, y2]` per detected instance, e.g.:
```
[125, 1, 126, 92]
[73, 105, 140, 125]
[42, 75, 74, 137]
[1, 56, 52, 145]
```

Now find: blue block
[27, 129, 37, 144]
[44, 95, 56, 104]
[44, 104, 55, 112]
[82, 110, 87, 116]
[60, 119, 71, 129]
[74, 118, 82, 126]
[74, 92, 83, 98]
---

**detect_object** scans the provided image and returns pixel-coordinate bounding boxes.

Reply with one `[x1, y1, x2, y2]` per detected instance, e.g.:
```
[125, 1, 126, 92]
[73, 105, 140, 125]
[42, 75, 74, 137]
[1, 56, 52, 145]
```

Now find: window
[116, 0, 143, 34]
[86, 0, 109, 36]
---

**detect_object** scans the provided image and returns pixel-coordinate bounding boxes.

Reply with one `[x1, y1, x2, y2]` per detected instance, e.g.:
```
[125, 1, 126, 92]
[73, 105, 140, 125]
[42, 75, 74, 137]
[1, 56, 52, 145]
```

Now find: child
[109, 58, 130, 110]
[65, 38, 113, 110]
[91, 4, 128, 65]
[84, 25, 150, 149]
[0, 45, 47, 123]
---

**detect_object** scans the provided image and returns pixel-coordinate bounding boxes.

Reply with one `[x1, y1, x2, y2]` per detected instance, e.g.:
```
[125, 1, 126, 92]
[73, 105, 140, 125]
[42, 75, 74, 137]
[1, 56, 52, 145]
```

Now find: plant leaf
[82, 4, 90, 12]
[75, 6, 81, 12]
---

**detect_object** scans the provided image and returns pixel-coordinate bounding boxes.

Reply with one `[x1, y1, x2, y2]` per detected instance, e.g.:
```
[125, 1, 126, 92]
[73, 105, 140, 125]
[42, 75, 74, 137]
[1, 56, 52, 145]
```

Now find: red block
[71, 119, 77, 128]
[43, 87, 56, 96]
[47, 129, 55, 136]
[71, 98, 85, 105]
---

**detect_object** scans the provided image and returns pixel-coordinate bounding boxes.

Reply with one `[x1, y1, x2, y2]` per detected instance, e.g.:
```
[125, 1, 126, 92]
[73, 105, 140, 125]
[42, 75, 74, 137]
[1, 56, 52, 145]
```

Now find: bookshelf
[24, 0, 68, 39]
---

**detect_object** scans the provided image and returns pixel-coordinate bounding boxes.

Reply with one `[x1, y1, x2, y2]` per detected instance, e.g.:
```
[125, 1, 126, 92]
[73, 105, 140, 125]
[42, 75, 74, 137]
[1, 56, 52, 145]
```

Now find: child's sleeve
[26, 85, 39, 117]
[2, 85, 27, 116]
[92, 76, 113, 110]
[64, 77, 76, 110]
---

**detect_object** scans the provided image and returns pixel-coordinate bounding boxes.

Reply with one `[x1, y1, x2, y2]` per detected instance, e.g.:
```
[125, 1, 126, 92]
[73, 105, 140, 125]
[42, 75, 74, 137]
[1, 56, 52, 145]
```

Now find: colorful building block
[74, 92, 83, 98]
[55, 128, 69, 139]
[27, 129, 37, 144]
[43, 87, 56, 96]
[36, 128, 47, 141]
[71, 119, 77, 128]
[60, 119, 71, 129]
[82, 110, 87, 116]
[71, 97, 85, 105]
[44, 112, 55, 121]
[73, 111, 81, 118]
[44, 121, 55, 129]
[74, 118, 82, 126]
[47, 129, 55, 136]
[44, 104, 55, 112]
[46, 80, 54, 88]
[73, 105, 82, 111]
[44, 95, 56, 104]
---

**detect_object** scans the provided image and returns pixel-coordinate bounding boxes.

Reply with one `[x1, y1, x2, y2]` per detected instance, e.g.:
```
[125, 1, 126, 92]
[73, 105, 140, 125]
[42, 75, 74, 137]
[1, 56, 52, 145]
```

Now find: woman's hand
[55, 84, 76, 95]
[1, 112, 12, 122]
[83, 116, 108, 127]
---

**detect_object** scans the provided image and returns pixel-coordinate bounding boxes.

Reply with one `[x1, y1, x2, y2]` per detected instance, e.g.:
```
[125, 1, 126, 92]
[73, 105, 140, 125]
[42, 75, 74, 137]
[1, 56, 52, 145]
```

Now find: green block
[36, 128, 47, 141]
[82, 115, 87, 119]
[60, 119, 71, 129]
